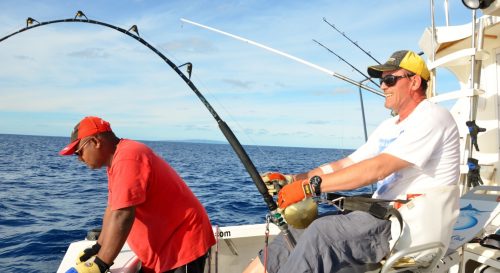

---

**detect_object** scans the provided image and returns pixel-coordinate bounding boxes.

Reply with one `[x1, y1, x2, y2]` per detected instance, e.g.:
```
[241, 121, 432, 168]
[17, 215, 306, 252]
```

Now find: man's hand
[277, 179, 314, 209]
[76, 243, 101, 264]
[66, 256, 109, 273]
[261, 172, 294, 196]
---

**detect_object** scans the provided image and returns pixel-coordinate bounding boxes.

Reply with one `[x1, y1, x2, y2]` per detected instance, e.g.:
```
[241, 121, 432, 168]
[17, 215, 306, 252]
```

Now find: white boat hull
[57, 224, 282, 273]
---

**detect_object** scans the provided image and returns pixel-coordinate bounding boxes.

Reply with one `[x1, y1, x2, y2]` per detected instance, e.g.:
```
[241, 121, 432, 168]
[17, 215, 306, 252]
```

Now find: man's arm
[97, 207, 111, 246]
[320, 153, 411, 192]
[97, 206, 135, 266]
[294, 157, 355, 181]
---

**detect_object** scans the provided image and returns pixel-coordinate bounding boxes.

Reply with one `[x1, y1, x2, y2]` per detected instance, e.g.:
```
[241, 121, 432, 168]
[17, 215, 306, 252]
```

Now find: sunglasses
[379, 74, 414, 87]
[74, 137, 92, 157]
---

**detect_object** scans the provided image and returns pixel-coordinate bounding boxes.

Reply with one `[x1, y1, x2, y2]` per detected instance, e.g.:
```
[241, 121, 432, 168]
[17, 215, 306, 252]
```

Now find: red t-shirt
[107, 139, 215, 272]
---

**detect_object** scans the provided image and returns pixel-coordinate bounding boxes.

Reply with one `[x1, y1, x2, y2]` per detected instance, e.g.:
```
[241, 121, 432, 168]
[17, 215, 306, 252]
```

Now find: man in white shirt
[243, 50, 460, 273]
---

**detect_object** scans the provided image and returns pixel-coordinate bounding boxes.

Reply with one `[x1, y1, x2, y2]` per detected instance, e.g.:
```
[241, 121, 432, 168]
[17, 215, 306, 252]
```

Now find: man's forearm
[320, 154, 410, 193]
[97, 207, 135, 266]
[295, 157, 355, 181]
[97, 207, 112, 246]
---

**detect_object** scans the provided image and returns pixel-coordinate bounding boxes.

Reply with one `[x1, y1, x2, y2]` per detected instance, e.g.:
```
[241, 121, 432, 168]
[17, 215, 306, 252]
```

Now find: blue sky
[0, 1, 474, 148]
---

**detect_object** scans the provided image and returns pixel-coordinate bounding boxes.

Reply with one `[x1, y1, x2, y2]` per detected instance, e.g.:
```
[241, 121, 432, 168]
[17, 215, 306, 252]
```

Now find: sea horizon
[0, 133, 352, 150]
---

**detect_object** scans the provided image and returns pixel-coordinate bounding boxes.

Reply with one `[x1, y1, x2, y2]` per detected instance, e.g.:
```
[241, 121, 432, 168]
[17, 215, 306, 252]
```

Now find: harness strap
[342, 197, 404, 232]
[343, 197, 412, 260]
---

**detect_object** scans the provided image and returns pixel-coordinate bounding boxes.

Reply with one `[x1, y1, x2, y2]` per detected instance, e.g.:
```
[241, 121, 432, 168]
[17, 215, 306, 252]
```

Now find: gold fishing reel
[282, 197, 318, 229]
[262, 172, 319, 228]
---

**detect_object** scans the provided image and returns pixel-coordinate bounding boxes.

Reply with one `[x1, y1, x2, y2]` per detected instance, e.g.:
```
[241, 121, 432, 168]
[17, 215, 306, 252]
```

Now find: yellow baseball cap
[367, 50, 430, 81]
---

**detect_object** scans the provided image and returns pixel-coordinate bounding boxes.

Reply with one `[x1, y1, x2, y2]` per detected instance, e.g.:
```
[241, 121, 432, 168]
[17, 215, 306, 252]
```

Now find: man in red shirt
[60, 116, 215, 273]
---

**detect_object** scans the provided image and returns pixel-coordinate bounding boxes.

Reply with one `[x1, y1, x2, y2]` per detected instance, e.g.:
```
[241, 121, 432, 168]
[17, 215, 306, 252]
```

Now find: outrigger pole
[0, 11, 296, 249]
[312, 39, 379, 87]
[322, 17, 382, 65]
[180, 18, 385, 98]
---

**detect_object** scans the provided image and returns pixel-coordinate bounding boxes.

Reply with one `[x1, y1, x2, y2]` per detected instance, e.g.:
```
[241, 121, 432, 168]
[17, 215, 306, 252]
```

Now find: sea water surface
[0, 134, 370, 272]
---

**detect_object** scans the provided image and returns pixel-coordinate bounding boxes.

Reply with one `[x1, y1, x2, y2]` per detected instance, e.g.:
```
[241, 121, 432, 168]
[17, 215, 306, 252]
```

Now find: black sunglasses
[74, 137, 92, 157]
[379, 74, 414, 87]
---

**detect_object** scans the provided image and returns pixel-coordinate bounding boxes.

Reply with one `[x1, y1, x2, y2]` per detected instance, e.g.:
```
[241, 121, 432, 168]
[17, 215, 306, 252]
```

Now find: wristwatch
[309, 176, 322, 196]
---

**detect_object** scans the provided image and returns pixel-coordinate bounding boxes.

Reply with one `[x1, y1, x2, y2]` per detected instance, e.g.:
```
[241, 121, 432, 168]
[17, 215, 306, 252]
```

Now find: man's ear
[92, 136, 101, 149]
[410, 75, 422, 92]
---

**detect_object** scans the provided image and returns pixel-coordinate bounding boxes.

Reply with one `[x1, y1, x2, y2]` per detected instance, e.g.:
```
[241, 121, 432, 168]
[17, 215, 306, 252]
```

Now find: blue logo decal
[454, 204, 489, 230]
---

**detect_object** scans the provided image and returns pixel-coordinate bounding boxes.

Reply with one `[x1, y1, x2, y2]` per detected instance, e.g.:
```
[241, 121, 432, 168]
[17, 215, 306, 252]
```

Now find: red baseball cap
[59, 116, 112, 156]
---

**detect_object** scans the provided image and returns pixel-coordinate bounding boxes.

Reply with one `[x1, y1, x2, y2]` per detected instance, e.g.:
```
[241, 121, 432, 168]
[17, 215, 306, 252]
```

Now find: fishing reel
[269, 198, 318, 229]
[263, 172, 319, 229]
[282, 197, 318, 229]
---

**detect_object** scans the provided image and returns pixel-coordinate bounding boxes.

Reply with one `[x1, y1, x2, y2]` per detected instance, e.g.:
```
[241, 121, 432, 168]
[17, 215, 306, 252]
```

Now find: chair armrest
[381, 242, 446, 273]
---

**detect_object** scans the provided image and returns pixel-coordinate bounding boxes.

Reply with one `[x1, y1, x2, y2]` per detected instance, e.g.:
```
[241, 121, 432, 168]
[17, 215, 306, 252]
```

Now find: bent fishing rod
[0, 11, 296, 249]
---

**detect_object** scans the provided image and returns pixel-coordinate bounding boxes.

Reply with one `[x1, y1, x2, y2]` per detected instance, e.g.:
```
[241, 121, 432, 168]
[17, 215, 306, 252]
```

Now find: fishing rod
[312, 39, 379, 87]
[180, 18, 385, 98]
[0, 11, 296, 249]
[322, 17, 381, 65]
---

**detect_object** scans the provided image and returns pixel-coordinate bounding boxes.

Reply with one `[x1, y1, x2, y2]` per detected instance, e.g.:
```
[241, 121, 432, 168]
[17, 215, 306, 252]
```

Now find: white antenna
[180, 18, 384, 97]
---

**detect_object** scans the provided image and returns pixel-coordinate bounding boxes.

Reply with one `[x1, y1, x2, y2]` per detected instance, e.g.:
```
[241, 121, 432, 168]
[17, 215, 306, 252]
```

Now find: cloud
[291, 130, 315, 138]
[67, 48, 110, 58]
[180, 124, 213, 132]
[307, 120, 330, 125]
[309, 88, 356, 97]
[222, 79, 255, 89]
[14, 55, 35, 61]
[332, 87, 357, 95]
[160, 37, 217, 54]
[242, 128, 270, 136]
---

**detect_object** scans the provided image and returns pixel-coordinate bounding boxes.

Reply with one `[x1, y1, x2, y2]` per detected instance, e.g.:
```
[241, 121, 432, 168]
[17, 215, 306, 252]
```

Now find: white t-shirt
[349, 100, 460, 200]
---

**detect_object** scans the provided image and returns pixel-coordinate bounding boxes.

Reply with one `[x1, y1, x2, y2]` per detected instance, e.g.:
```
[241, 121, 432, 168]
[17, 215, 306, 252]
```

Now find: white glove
[261, 172, 294, 196]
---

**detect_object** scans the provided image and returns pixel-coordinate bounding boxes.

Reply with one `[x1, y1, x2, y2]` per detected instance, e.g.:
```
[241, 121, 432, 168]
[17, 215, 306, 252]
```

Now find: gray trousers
[258, 211, 392, 273]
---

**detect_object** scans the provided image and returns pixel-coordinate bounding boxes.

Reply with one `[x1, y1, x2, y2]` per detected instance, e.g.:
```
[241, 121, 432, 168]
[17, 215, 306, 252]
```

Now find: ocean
[0, 134, 370, 272]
